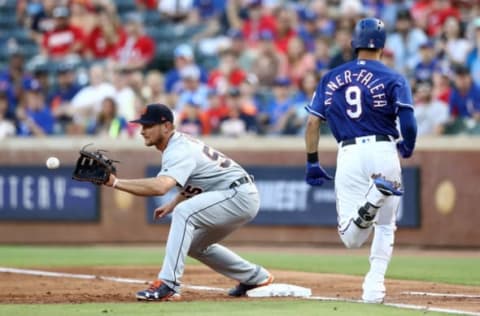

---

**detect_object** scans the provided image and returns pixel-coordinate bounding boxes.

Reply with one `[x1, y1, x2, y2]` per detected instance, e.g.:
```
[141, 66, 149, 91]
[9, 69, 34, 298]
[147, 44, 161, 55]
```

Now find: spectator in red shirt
[432, 69, 452, 104]
[112, 12, 155, 71]
[204, 89, 229, 134]
[241, 0, 277, 48]
[41, 6, 85, 59]
[70, 0, 97, 35]
[427, 0, 460, 37]
[208, 48, 246, 95]
[274, 7, 296, 54]
[85, 6, 126, 59]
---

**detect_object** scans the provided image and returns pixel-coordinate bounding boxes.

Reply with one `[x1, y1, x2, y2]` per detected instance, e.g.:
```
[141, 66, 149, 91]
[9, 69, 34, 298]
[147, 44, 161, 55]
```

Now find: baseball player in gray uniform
[105, 103, 274, 301]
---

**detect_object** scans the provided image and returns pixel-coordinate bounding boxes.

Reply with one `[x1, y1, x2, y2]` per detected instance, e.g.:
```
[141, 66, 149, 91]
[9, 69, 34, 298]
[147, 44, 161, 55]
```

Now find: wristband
[307, 152, 319, 163]
[113, 178, 119, 188]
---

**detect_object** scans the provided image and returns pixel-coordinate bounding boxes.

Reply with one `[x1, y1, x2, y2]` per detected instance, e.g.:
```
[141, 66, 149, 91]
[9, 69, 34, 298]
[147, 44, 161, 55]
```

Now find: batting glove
[396, 141, 414, 158]
[305, 162, 334, 186]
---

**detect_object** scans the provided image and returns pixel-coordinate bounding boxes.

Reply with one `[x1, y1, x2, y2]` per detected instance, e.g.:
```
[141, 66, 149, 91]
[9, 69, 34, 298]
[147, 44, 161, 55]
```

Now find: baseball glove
[72, 144, 118, 185]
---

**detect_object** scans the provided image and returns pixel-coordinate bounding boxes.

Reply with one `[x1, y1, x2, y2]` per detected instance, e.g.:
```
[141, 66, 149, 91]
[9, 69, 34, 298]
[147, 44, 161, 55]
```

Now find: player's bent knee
[172, 204, 190, 221]
[187, 248, 201, 258]
[187, 246, 209, 259]
[340, 234, 365, 249]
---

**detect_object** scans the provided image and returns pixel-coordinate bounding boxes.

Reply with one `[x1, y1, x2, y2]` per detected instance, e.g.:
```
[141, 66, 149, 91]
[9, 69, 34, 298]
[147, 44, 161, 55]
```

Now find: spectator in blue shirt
[0, 48, 30, 118]
[165, 44, 208, 94]
[449, 65, 480, 120]
[260, 77, 296, 135]
[192, 0, 225, 20]
[466, 18, 480, 86]
[414, 41, 440, 84]
[48, 63, 82, 134]
[175, 65, 210, 113]
[296, 10, 318, 53]
[48, 63, 82, 107]
[17, 79, 55, 136]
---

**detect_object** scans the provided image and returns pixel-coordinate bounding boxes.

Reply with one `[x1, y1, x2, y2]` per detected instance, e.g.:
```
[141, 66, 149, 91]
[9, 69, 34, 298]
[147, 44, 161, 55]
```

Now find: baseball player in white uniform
[304, 18, 417, 303]
[105, 104, 273, 301]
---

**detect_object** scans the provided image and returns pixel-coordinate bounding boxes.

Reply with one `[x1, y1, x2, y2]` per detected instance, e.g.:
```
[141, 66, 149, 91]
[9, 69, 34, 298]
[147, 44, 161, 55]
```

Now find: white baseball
[46, 157, 60, 169]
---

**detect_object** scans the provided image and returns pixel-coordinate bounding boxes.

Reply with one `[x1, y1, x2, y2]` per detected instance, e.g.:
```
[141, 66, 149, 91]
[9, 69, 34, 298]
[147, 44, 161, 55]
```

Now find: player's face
[141, 123, 173, 147]
[140, 124, 163, 147]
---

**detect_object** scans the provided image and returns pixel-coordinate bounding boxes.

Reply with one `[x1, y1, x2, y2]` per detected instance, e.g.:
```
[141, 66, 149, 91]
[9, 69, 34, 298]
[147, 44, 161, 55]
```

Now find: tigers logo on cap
[130, 104, 174, 125]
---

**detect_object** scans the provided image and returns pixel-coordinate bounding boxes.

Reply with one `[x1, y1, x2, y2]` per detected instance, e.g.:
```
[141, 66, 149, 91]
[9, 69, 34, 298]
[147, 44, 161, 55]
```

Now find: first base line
[1, 267, 479, 316]
[402, 291, 480, 299]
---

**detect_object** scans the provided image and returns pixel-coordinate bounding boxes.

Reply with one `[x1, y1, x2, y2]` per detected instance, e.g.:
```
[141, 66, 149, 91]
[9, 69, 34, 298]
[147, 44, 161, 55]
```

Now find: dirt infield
[1, 266, 479, 313]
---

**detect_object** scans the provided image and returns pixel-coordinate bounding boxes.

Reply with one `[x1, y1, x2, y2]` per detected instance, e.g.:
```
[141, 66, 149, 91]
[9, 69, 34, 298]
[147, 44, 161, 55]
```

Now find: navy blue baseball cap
[130, 104, 174, 125]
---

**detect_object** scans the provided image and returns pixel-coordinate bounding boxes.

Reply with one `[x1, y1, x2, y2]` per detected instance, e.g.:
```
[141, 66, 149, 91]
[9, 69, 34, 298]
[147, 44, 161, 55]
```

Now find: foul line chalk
[307, 295, 480, 316]
[403, 291, 480, 299]
[1, 267, 479, 315]
[0, 267, 225, 292]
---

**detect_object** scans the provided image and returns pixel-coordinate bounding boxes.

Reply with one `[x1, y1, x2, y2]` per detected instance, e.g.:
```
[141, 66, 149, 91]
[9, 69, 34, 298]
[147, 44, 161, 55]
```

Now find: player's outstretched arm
[105, 174, 177, 196]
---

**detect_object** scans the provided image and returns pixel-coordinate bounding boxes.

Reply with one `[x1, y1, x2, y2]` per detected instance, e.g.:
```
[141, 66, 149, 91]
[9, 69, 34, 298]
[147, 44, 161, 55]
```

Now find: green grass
[1, 245, 479, 286]
[0, 301, 446, 316]
[1, 245, 477, 315]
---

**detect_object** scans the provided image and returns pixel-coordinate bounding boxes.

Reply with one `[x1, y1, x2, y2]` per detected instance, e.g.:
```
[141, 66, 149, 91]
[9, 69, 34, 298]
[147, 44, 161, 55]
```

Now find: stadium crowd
[1, 0, 480, 139]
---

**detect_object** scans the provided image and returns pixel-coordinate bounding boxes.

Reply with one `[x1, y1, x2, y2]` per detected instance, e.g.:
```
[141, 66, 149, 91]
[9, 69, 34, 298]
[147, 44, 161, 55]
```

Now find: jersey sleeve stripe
[305, 105, 327, 120]
[396, 101, 414, 109]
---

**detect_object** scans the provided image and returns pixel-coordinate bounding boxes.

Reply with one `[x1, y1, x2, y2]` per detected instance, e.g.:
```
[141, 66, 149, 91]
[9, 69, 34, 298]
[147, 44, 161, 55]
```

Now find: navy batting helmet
[351, 18, 386, 50]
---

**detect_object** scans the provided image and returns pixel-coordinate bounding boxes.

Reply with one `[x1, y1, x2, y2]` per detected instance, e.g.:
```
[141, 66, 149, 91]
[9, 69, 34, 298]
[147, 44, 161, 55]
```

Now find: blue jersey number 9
[345, 86, 362, 119]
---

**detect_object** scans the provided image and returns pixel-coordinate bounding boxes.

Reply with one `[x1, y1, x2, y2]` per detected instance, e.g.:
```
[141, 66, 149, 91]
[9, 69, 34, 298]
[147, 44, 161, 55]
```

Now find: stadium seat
[147, 24, 190, 42]
[143, 11, 166, 26]
[9, 29, 35, 46]
[22, 44, 40, 60]
[467, 122, 480, 135]
[0, 14, 18, 31]
[0, 0, 16, 14]
[115, 0, 137, 14]
[443, 118, 467, 135]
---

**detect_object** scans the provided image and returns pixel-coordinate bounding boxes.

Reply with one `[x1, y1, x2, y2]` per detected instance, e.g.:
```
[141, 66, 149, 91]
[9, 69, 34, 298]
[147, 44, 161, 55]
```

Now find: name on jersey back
[325, 69, 387, 107]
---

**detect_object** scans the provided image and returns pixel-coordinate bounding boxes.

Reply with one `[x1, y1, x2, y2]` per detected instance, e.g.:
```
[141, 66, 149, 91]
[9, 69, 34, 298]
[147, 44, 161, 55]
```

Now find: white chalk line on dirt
[403, 291, 480, 299]
[0, 267, 226, 292]
[307, 296, 480, 316]
[1, 267, 478, 315]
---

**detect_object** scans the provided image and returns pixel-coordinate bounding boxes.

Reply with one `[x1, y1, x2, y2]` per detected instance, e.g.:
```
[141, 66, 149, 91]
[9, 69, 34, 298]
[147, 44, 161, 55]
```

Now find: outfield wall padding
[0, 136, 478, 247]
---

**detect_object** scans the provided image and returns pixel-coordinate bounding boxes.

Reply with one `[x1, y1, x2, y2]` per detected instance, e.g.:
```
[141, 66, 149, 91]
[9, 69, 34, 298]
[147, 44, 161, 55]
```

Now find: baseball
[46, 157, 60, 169]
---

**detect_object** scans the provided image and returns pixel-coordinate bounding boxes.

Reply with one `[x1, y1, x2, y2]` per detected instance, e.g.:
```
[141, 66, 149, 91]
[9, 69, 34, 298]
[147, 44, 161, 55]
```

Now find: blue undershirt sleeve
[398, 107, 417, 149]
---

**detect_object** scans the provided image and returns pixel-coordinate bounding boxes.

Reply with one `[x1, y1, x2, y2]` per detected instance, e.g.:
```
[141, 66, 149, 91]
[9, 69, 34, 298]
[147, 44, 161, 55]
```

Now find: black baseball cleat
[136, 280, 181, 301]
[228, 273, 274, 297]
[373, 177, 403, 196]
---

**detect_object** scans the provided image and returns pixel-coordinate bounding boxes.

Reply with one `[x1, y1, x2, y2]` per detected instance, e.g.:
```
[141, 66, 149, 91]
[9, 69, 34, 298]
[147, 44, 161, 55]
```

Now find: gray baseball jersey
[158, 132, 247, 193]
[156, 132, 270, 292]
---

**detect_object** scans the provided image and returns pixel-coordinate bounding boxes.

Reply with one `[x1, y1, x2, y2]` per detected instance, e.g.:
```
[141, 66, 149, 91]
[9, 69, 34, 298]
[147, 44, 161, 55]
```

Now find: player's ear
[163, 121, 175, 131]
